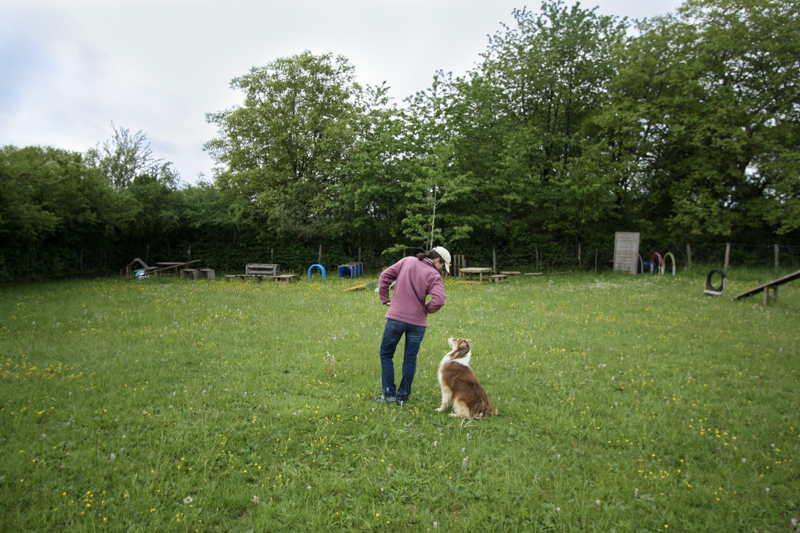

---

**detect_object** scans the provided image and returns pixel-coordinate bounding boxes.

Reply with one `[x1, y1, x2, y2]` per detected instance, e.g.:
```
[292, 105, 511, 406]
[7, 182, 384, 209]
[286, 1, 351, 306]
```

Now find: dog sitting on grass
[436, 337, 497, 419]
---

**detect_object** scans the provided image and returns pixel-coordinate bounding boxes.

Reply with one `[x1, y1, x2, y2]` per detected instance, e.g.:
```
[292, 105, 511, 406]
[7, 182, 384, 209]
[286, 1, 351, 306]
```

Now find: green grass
[1, 270, 798, 532]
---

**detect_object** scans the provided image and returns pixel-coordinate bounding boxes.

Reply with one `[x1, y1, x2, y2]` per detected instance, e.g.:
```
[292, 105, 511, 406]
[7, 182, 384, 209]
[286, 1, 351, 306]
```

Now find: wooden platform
[732, 269, 800, 304]
[500, 271, 521, 275]
[490, 274, 508, 283]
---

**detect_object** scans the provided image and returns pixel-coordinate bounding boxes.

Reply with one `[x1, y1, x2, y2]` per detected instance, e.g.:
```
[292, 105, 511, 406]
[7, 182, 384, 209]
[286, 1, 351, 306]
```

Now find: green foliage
[608, 0, 800, 238]
[205, 51, 370, 241]
[3, 0, 799, 282]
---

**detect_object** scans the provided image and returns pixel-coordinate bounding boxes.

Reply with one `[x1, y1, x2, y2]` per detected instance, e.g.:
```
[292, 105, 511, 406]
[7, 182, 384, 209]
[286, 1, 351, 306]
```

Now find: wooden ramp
[732, 269, 800, 304]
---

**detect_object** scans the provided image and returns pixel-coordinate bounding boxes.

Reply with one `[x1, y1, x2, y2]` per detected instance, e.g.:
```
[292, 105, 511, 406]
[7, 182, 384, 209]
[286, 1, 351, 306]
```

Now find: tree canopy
[3, 0, 798, 281]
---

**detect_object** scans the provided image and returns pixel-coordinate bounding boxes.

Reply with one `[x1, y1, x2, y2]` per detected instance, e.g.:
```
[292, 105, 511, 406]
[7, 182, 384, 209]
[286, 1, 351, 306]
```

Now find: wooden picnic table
[458, 267, 493, 282]
[153, 260, 200, 274]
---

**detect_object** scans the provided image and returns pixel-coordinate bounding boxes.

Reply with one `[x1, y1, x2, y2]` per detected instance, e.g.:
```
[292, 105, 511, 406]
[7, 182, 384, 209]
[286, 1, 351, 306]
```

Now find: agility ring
[663, 252, 676, 276]
[649, 252, 663, 274]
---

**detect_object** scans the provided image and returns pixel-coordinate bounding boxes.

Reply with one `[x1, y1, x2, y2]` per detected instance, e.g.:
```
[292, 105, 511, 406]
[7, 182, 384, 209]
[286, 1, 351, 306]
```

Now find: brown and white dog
[436, 337, 497, 419]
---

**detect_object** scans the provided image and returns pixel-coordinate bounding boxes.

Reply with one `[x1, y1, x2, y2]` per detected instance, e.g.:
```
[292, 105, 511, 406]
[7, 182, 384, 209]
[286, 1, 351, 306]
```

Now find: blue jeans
[379, 319, 426, 402]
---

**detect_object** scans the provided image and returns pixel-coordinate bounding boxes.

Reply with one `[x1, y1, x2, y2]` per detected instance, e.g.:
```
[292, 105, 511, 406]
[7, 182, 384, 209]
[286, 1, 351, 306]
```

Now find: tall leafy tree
[205, 51, 369, 241]
[452, 2, 628, 245]
[86, 123, 161, 189]
[608, 0, 800, 238]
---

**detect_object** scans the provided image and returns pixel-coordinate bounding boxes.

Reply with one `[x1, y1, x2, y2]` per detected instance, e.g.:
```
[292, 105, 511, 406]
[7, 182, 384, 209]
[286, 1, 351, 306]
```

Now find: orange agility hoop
[649, 252, 663, 274]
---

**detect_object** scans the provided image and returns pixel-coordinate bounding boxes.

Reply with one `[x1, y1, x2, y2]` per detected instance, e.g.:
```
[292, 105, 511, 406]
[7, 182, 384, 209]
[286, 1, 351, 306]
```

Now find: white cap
[432, 246, 451, 273]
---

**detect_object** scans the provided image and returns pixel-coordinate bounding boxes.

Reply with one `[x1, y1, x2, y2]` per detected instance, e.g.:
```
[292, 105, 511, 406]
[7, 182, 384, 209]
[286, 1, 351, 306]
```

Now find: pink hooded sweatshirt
[379, 256, 446, 327]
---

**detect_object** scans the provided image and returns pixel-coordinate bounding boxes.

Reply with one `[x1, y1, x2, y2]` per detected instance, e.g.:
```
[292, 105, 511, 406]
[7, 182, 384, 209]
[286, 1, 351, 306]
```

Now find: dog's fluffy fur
[436, 337, 497, 419]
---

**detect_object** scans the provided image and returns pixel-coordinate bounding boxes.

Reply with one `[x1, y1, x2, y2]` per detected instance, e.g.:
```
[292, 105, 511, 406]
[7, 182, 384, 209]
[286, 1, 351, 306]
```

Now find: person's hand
[384, 300, 391, 306]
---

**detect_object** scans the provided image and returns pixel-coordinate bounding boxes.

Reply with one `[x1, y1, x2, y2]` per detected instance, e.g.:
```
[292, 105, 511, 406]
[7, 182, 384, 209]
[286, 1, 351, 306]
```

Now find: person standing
[374, 246, 451, 405]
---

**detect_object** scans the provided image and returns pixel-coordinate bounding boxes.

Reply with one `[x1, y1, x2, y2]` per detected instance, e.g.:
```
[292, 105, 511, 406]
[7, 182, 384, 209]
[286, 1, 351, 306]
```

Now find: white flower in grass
[253, 496, 259, 503]
[766, 488, 770, 493]
[556, 507, 561, 512]
[433, 441, 437, 447]
[742, 458, 746, 463]
[634, 488, 639, 498]
[41, 434, 46, 439]
[596, 500, 601, 505]
[307, 485, 311, 490]
[183, 496, 193, 504]
[791, 517, 797, 526]
[387, 468, 391, 475]
[110, 453, 115, 461]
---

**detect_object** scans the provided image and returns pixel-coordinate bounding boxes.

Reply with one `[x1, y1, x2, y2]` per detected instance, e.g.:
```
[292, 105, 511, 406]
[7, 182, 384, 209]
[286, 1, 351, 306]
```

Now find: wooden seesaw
[731, 269, 800, 304]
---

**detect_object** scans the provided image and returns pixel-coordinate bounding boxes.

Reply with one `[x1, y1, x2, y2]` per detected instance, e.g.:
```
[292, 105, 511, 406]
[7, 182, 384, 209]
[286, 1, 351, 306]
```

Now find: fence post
[775, 244, 779, 278]
[724, 243, 731, 274]
[492, 247, 496, 274]
[535, 245, 539, 271]
[686, 244, 692, 268]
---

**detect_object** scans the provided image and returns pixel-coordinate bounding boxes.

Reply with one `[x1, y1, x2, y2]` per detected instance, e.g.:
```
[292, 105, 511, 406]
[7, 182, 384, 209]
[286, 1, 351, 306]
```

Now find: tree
[447, 1, 628, 245]
[205, 51, 369, 241]
[608, 0, 800, 238]
[86, 123, 162, 188]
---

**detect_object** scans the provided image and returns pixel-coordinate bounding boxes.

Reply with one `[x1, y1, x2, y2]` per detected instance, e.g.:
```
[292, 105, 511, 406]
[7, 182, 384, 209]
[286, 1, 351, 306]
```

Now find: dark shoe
[373, 395, 396, 404]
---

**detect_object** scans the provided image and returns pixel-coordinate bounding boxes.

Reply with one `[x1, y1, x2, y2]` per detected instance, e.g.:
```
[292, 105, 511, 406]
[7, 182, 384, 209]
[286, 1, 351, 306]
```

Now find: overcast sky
[1, 0, 682, 184]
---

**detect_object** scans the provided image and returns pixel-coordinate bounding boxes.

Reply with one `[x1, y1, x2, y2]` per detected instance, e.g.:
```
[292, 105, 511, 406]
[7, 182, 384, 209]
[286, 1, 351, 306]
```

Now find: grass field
[1, 270, 798, 532]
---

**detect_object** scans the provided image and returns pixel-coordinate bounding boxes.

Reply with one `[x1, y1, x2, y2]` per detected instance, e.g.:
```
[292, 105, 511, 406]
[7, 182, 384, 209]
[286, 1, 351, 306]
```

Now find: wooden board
[731, 269, 800, 301]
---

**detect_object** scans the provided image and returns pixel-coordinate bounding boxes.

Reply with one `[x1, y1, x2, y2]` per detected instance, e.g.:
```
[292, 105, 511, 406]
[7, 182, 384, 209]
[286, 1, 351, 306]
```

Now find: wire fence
[451, 242, 800, 276]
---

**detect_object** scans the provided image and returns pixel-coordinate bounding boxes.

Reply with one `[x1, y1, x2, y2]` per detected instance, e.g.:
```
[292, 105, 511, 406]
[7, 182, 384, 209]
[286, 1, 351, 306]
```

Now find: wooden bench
[273, 274, 297, 283]
[225, 263, 280, 281]
[490, 274, 508, 283]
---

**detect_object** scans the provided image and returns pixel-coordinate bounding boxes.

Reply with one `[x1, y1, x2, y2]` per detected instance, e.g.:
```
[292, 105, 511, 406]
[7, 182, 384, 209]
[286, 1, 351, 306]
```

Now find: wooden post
[724, 242, 731, 274]
[686, 244, 692, 268]
[595, 249, 598, 274]
[535, 245, 539, 271]
[492, 247, 497, 274]
[318, 244, 322, 264]
[775, 244, 779, 278]
[578, 243, 582, 271]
